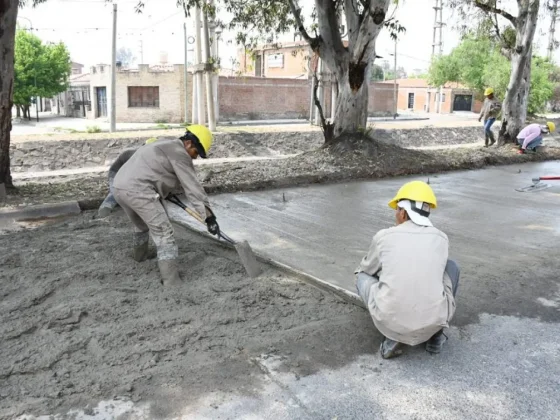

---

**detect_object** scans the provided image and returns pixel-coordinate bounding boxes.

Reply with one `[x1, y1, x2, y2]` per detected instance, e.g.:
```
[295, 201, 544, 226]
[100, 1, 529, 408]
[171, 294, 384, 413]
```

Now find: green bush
[86, 125, 102, 134]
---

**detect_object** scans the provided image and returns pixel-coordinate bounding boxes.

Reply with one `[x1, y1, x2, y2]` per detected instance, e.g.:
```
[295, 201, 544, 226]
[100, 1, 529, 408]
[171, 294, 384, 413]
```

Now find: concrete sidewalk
[209, 161, 560, 326]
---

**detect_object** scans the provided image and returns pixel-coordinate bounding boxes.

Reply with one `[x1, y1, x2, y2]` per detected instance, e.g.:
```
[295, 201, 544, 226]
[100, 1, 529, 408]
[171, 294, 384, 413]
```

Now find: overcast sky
[18, 0, 559, 75]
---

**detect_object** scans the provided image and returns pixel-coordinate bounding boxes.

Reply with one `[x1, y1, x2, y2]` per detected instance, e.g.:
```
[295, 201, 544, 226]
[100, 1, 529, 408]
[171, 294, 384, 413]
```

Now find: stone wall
[9, 126, 495, 173]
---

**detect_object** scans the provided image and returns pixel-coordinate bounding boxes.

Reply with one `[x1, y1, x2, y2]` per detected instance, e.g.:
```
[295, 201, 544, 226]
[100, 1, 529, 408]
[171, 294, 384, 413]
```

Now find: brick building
[238, 41, 312, 79]
[381, 78, 483, 114]
[89, 64, 189, 123]
[77, 63, 396, 123]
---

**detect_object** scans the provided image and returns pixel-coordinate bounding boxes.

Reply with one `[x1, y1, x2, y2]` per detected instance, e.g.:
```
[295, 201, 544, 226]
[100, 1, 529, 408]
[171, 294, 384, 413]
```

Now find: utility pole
[431, 0, 444, 114]
[183, 22, 189, 123]
[110, 2, 117, 132]
[548, 0, 559, 61]
[393, 38, 397, 119]
[194, 6, 205, 125]
[202, 4, 216, 131]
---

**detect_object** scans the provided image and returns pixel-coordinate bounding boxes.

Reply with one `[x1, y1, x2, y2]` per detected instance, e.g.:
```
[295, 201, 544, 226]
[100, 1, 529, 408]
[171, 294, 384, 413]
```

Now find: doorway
[96, 87, 107, 117]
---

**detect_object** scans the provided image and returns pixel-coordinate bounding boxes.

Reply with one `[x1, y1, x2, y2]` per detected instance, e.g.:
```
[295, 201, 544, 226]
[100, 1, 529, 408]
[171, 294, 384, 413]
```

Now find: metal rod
[110, 3, 117, 132]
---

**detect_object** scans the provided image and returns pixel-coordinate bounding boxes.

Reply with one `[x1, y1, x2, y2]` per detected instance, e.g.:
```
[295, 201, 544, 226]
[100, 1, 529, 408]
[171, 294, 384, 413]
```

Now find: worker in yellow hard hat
[516, 121, 556, 154]
[355, 180, 459, 359]
[112, 124, 219, 286]
[97, 137, 161, 219]
[478, 87, 502, 147]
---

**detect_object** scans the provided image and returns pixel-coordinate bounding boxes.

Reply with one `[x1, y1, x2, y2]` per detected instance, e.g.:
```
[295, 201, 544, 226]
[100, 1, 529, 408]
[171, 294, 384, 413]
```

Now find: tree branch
[474, 1, 517, 25]
[312, 72, 334, 143]
[287, 0, 318, 49]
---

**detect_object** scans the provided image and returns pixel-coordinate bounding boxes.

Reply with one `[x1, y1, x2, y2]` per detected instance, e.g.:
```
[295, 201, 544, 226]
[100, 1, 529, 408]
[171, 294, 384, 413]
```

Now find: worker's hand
[478, 117, 482, 122]
[517, 149, 525, 154]
[205, 215, 220, 236]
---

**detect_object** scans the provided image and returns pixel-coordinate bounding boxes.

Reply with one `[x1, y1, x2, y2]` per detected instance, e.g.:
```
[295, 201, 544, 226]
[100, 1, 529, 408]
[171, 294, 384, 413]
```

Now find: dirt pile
[0, 213, 366, 418]
[5, 138, 560, 208]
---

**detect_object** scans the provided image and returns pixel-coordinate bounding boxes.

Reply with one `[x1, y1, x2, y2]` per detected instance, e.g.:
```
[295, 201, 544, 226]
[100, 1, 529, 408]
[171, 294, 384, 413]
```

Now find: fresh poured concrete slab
[208, 161, 560, 326]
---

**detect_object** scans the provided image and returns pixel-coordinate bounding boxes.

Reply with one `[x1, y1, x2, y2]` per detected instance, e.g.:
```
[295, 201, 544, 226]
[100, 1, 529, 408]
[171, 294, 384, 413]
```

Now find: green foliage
[528, 57, 555, 115]
[13, 30, 71, 107]
[155, 123, 172, 129]
[370, 64, 385, 81]
[428, 35, 556, 113]
[86, 125, 102, 134]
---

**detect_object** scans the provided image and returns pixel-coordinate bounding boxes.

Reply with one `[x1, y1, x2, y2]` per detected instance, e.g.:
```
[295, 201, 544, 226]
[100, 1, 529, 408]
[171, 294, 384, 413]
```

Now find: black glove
[205, 215, 220, 236]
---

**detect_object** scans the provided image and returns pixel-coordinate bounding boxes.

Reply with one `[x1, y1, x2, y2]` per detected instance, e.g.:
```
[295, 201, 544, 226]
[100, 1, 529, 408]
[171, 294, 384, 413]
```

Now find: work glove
[205, 215, 220, 236]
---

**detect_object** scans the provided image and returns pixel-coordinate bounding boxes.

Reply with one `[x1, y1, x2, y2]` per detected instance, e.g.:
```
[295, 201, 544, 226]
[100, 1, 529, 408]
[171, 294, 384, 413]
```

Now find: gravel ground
[0, 212, 366, 419]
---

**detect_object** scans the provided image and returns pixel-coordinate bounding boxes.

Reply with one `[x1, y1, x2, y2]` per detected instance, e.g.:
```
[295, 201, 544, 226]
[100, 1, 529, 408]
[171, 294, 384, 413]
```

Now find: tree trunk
[499, 49, 532, 144]
[24, 104, 30, 120]
[310, 0, 389, 144]
[498, 0, 539, 144]
[16, 104, 20, 118]
[331, 75, 369, 138]
[0, 0, 18, 188]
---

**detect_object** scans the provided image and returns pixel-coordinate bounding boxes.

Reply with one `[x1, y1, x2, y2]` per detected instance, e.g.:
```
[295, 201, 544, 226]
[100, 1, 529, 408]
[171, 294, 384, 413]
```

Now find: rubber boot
[380, 338, 403, 359]
[158, 259, 183, 286]
[132, 233, 156, 262]
[97, 206, 112, 219]
[426, 329, 447, 354]
[484, 133, 489, 147]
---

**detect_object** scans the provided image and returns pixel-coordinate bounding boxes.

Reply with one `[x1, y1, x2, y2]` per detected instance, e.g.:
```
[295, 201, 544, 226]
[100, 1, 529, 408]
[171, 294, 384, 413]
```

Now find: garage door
[453, 94, 473, 111]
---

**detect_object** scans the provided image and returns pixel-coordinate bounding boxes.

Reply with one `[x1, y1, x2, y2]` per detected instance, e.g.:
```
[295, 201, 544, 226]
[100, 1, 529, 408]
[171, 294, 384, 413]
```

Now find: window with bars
[128, 86, 160, 108]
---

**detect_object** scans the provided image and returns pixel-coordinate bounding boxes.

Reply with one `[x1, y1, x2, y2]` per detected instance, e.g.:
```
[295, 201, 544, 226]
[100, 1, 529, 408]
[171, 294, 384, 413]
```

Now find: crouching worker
[97, 138, 159, 219]
[516, 122, 555, 154]
[113, 125, 219, 286]
[355, 181, 459, 359]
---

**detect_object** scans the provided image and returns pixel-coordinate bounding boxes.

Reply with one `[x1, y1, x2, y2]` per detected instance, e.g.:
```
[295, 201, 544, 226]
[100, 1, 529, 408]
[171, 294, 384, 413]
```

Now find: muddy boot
[158, 259, 183, 286]
[484, 133, 489, 147]
[380, 338, 403, 359]
[132, 232, 155, 262]
[426, 329, 447, 354]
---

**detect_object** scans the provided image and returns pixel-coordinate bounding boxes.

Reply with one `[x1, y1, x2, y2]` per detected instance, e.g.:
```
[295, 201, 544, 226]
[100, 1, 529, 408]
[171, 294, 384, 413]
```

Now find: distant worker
[113, 126, 219, 287]
[355, 181, 459, 359]
[478, 88, 501, 147]
[97, 138, 158, 219]
[516, 122, 556, 154]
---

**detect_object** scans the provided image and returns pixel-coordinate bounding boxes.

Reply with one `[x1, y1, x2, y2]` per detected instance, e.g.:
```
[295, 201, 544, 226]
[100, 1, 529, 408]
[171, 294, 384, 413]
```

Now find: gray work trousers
[113, 187, 178, 260]
[356, 259, 460, 308]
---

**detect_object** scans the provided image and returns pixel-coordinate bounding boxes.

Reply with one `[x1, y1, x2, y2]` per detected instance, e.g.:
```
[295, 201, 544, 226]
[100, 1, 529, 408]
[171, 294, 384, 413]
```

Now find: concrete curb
[0, 200, 81, 221]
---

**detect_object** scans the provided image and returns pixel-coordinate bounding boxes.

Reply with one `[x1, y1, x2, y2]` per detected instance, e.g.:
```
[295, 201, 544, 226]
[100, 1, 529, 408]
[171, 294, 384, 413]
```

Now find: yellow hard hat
[546, 121, 556, 133]
[184, 124, 213, 158]
[145, 137, 157, 145]
[388, 181, 437, 210]
[484, 87, 494, 96]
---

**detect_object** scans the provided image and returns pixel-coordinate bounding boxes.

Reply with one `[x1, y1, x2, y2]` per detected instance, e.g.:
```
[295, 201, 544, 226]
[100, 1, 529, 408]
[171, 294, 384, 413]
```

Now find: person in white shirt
[355, 181, 459, 359]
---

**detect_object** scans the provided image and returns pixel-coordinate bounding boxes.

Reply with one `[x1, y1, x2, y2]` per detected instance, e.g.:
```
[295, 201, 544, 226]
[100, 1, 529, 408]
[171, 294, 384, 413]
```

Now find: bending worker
[478, 87, 501, 147]
[113, 125, 219, 286]
[97, 138, 158, 219]
[355, 181, 459, 359]
[516, 122, 555, 154]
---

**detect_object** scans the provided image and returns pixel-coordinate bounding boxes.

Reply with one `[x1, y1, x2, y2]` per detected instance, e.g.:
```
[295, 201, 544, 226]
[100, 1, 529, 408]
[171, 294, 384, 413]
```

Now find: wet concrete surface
[210, 161, 560, 326]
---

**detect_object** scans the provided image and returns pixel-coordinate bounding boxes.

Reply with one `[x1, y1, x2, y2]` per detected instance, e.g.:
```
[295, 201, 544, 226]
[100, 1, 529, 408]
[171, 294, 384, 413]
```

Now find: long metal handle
[167, 195, 235, 245]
